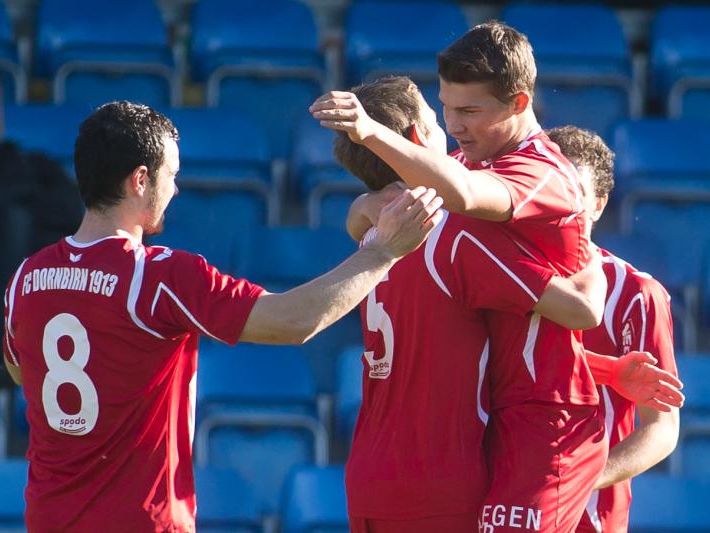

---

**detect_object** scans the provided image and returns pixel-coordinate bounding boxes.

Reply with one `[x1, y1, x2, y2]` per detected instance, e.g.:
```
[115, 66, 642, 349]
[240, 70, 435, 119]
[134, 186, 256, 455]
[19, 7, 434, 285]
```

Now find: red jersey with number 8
[3, 235, 263, 532]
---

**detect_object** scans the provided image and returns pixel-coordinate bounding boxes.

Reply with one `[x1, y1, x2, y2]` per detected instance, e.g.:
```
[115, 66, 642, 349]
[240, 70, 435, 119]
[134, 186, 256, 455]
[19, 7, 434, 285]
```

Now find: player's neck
[491, 109, 540, 161]
[72, 208, 143, 245]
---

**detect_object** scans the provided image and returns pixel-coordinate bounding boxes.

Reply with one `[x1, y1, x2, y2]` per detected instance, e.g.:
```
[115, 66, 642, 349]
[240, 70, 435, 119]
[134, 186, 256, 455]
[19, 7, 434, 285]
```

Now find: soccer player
[545, 126, 680, 533]
[329, 76, 678, 533]
[311, 22, 682, 531]
[1, 101, 444, 532]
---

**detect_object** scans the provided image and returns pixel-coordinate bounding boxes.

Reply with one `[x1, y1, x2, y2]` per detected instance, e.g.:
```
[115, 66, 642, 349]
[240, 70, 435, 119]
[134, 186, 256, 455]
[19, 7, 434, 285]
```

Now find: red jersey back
[452, 128, 589, 276]
[578, 248, 676, 533]
[3, 235, 263, 532]
[346, 212, 554, 520]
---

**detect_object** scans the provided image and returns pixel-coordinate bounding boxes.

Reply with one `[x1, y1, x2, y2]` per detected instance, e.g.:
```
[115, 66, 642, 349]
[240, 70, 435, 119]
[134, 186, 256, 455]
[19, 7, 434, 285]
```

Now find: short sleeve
[432, 215, 554, 316]
[141, 250, 264, 345]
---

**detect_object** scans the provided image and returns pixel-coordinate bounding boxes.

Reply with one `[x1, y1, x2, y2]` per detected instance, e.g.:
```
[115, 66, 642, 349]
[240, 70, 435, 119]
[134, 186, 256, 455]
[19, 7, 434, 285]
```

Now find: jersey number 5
[42, 313, 99, 435]
[364, 274, 394, 379]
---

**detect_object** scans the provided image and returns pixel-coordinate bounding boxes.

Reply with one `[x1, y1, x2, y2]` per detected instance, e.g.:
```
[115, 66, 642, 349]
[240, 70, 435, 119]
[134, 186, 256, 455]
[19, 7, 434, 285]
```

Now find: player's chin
[144, 216, 166, 236]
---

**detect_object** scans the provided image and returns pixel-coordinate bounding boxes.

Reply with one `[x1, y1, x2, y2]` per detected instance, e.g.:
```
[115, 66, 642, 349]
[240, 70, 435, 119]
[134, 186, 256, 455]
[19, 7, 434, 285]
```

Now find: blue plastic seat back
[629, 472, 710, 531]
[675, 354, 710, 413]
[335, 345, 363, 439]
[291, 117, 343, 198]
[0, 459, 27, 526]
[504, 3, 630, 138]
[3, 104, 88, 175]
[154, 189, 266, 274]
[612, 119, 710, 195]
[680, 434, 710, 478]
[168, 107, 272, 184]
[281, 465, 348, 533]
[345, 1, 468, 84]
[37, 0, 172, 107]
[191, 0, 321, 78]
[651, 6, 710, 117]
[198, 342, 318, 416]
[0, 2, 19, 102]
[207, 426, 318, 514]
[194, 466, 263, 531]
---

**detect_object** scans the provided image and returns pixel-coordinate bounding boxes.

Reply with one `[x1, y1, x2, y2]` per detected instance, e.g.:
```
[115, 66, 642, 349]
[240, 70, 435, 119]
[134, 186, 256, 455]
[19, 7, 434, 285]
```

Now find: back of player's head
[546, 126, 615, 198]
[438, 20, 536, 103]
[74, 101, 179, 210]
[333, 76, 427, 190]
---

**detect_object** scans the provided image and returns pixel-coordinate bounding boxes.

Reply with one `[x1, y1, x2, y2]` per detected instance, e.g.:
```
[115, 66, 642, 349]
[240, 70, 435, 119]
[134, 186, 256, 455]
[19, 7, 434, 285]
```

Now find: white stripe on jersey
[530, 138, 585, 212]
[150, 282, 222, 341]
[424, 210, 452, 298]
[584, 490, 604, 533]
[603, 256, 628, 348]
[622, 293, 647, 352]
[3, 259, 27, 366]
[477, 340, 490, 425]
[512, 168, 555, 217]
[128, 247, 165, 339]
[450, 230, 540, 303]
[522, 314, 540, 381]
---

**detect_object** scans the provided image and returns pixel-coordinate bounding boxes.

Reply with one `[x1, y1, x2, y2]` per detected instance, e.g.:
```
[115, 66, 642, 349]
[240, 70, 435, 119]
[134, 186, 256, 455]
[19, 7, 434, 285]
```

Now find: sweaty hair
[546, 126, 615, 198]
[74, 101, 179, 210]
[438, 20, 536, 103]
[333, 76, 428, 191]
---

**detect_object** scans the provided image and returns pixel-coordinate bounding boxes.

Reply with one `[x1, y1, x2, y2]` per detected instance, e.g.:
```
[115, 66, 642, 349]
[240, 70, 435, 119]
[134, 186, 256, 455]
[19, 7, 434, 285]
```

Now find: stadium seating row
[1, 1, 710, 141]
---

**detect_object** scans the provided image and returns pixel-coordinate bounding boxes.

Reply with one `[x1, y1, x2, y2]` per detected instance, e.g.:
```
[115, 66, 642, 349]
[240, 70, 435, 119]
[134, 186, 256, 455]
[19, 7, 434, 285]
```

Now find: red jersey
[453, 128, 597, 408]
[346, 211, 554, 520]
[452, 127, 589, 276]
[577, 248, 676, 533]
[2, 235, 263, 533]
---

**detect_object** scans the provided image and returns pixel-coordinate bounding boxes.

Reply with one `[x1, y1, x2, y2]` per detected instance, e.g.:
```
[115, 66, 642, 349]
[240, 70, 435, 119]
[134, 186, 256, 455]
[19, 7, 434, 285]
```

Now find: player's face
[416, 92, 448, 154]
[576, 164, 606, 224]
[145, 136, 179, 235]
[440, 79, 519, 162]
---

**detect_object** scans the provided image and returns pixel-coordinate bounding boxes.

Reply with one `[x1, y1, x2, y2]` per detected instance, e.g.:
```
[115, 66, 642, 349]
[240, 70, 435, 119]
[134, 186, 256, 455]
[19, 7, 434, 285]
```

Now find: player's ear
[408, 123, 427, 147]
[592, 194, 609, 222]
[511, 92, 530, 114]
[128, 166, 150, 197]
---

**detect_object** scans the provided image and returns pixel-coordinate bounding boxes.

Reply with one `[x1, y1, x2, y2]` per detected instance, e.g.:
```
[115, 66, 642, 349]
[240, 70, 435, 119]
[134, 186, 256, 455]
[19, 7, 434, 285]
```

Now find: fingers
[638, 361, 684, 390]
[639, 397, 674, 413]
[652, 379, 685, 408]
[310, 92, 357, 113]
[626, 351, 658, 366]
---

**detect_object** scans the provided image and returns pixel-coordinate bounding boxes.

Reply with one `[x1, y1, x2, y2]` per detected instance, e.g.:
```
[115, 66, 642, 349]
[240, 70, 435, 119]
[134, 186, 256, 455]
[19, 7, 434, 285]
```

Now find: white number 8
[42, 313, 98, 435]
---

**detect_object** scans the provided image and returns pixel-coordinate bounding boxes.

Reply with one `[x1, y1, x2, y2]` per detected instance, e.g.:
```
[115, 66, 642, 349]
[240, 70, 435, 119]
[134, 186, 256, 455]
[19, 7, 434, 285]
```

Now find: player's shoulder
[601, 249, 671, 304]
[142, 244, 210, 273]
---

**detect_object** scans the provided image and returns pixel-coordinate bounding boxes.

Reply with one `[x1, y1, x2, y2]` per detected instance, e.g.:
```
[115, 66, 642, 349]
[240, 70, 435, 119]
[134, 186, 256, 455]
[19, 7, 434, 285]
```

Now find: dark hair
[438, 20, 536, 103]
[546, 126, 615, 198]
[333, 76, 427, 191]
[74, 101, 179, 210]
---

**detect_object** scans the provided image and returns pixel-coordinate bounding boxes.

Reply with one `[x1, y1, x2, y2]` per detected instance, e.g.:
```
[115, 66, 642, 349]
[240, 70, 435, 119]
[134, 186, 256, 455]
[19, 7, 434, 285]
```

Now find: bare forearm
[534, 275, 603, 329]
[346, 194, 376, 241]
[596, 409, 679, 488]
[240, 245, 396, 344]
[362, 123, 511, 220]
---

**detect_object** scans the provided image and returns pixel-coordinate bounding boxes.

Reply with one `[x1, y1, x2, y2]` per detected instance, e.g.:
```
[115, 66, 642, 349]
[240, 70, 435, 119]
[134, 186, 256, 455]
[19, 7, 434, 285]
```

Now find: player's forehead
[438, 79, 499, 107]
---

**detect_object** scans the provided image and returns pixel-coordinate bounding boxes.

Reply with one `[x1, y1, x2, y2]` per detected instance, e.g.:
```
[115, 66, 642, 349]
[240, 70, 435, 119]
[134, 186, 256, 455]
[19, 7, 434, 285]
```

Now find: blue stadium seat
[0, 3, 26, 103]
[668, 354, 710, 476]
[344, 0, 467, 124]
[195, 342, 329, 514]
[335, 345, 363, 440]
[36, 0, 178, 107]
[651, 6, 710, 119]
[503, 3, 635, 139]
[236, 225, 363, 391]
[281, 465, 348, 533]
[191, 0, 324, 159]
[629, 472, 710, 531]
[0, 459, 27, 530]
[612, 119, 710, 209]
[2, 104, 87, 176]
[290, 117, 367, 228]
[194, 466, 265, 532]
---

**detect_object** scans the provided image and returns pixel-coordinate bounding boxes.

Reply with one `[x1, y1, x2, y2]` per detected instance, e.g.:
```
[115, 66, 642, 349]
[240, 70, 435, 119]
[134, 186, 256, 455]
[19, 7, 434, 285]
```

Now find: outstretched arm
[240, 187, 443, 344]
[311, 91, 513, 221]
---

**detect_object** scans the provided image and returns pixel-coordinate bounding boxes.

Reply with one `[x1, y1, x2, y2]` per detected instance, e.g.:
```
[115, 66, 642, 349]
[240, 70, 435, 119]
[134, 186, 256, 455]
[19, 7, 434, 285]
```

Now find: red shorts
[479, 402, 607, 533]
[349, 513, 478, 533]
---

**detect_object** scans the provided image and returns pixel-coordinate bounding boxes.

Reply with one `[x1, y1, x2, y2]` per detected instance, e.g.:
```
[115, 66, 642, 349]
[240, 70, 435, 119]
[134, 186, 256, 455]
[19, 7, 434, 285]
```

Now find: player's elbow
[570, 296, 604, 330]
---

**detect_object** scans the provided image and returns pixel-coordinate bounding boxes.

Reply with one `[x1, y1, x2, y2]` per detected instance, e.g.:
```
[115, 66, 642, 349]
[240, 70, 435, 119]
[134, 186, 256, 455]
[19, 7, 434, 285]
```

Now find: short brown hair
[333, 76, 428, 191]
[546, 126, 615, 198]
[438, 20, 536, 103]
